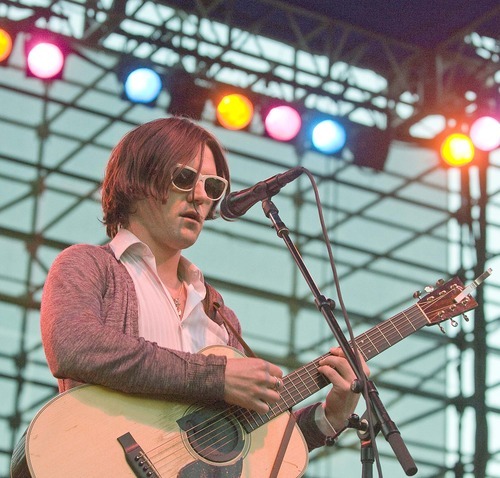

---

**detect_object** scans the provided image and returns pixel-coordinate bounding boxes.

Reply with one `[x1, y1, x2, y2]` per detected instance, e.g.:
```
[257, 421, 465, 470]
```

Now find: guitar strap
[221, 314, 297, 478]
[269, 412, 297, 478]
[221, 313, 257, 359]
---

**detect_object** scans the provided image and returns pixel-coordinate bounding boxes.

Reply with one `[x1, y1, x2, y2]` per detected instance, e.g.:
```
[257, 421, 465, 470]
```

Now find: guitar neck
[238, 303, 429, 432]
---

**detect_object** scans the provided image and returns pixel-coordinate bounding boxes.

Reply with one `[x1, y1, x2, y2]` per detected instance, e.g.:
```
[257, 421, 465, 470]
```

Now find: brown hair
[101, 117, 230, 238]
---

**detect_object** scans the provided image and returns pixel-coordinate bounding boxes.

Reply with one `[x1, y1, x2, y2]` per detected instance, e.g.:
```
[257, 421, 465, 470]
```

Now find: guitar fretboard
[235, 302, 429, 432]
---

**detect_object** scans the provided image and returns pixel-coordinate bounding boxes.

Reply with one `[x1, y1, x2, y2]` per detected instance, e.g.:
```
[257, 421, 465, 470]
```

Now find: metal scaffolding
[1, 1, 499, 477]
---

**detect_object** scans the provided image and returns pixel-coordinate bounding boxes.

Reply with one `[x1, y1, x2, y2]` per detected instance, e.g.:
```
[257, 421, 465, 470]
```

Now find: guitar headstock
[417, 277, 478, 327]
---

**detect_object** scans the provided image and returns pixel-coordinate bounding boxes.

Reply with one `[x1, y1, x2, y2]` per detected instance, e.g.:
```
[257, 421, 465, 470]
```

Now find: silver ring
[274, 377, 282, 391]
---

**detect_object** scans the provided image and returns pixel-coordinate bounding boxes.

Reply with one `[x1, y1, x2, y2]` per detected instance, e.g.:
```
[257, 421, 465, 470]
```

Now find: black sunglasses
[172, 164, 228, 201]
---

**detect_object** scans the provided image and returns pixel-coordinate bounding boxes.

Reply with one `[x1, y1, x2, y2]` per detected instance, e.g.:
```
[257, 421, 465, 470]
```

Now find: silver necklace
[172, 296, 182, 317]
[171, 282, 185, 317]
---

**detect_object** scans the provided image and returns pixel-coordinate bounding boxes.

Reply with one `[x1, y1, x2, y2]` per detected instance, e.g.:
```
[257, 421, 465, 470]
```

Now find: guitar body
[11, 346, 308, 478]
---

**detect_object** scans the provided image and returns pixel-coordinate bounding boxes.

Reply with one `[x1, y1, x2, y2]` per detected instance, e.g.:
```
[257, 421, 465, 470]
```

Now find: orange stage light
[440, 133, 475, 167]
[0, 28, 14, 63]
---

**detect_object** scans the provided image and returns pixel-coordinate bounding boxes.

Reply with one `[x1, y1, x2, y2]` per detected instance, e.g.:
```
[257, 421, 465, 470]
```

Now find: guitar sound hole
[180, 406, 245, 463]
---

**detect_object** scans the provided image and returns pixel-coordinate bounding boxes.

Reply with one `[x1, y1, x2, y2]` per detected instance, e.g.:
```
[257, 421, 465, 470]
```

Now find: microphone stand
[261, 198, 418, 477]
[328, 413, 380, 478]
[357, 413, 380, 478]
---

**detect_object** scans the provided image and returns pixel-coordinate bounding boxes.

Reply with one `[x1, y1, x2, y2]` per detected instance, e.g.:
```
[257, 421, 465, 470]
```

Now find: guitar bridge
[117, 432, 159, 478]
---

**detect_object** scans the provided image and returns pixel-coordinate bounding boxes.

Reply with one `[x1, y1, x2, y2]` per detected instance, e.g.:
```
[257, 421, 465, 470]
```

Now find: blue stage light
[123, 67, 162, 104]
[311, 119, 347, 154]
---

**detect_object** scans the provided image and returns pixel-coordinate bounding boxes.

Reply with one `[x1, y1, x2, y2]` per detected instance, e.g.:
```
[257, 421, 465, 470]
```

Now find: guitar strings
[147, 291, 454, 469]
[145, 286, 461, 470]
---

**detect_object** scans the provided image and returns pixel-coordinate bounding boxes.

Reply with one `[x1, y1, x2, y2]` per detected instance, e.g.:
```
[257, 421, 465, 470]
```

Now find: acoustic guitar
[10, 276, 480, 477]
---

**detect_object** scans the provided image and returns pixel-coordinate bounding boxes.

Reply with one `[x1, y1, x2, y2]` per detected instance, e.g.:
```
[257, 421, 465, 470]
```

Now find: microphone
[220, 167, 304, 220]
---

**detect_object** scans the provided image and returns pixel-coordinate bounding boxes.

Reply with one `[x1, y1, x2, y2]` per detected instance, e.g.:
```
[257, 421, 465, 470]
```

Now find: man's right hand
[223, 357, 283, 414]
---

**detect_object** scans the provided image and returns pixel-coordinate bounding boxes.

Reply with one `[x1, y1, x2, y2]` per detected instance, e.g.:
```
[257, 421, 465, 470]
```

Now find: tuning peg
[413, 290, 421, 299]
[424, 286, 434, 293]
[438, 324, 446, 334]
[450, 319, 458, 327]
[435, 278, 444, 286]
[462, 314, 469, 322]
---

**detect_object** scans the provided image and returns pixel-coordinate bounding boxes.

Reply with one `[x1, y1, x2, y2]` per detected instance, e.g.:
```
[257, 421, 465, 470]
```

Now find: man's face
[129, 146, 219, 255]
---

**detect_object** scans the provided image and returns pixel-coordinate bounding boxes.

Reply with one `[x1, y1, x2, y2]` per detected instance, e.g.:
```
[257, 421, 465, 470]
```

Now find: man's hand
[318, 348, 370, 431]
[224, 357, 283, 414]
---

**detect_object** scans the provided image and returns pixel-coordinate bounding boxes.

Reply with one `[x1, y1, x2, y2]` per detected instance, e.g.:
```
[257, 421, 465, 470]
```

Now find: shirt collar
[179, 255, 205, 294]
[109, 228, 205, 291]
[109, 228, 152, 260]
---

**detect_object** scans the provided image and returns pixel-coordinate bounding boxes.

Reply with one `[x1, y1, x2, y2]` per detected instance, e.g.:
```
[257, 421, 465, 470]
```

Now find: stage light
[310, 118, 347, 154]
[0, 28, 14, 64]
[263, 105, 302, 142]
[441, 133, 475, 167]
[351, 126, 391, 171]
[216, 93, 254, 130]
[25, 36, 66, 80]
[116, 57, 163, 106]
[166, 70, 208, 120]
[470, 116, 500, 152]
[123, 67, 163, 104]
